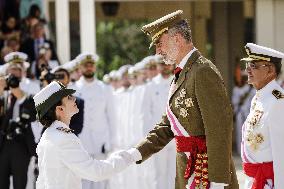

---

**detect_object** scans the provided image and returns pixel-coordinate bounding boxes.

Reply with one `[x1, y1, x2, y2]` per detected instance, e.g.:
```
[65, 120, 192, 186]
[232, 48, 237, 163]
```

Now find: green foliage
[96, 20, 154, 79]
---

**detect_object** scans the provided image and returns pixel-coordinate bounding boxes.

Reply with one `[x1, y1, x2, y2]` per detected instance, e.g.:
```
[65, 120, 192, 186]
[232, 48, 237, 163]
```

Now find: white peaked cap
[33, 81, 75, 119]
[4, 52, 28, 63]
[76, 52, 99, 65]
[241, 43, 284, 64]
[4, 52, 30, 69]
[118, 65, 132, 75]
[135, 61, 147, 71]
[51, 60, 79, 73]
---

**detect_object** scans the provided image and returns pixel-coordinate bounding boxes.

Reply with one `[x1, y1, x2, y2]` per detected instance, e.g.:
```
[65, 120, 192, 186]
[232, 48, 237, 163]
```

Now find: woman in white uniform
[33, 81, 133, 189]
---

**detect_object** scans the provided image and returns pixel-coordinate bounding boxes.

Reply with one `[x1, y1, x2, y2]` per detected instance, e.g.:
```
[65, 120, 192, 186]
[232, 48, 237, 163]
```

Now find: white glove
[108, 150, 135, 166]
[210, 182, 228, 189]
[126, 148, 142, 162]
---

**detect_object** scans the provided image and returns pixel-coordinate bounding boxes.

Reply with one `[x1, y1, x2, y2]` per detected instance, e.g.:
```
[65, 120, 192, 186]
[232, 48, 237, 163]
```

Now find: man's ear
[267, 65, 277, 79]
[268, 64, 276, 74]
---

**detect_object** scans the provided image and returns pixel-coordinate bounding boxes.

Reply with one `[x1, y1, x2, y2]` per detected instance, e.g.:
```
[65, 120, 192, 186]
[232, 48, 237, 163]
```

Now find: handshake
[103, 148, 142, 176]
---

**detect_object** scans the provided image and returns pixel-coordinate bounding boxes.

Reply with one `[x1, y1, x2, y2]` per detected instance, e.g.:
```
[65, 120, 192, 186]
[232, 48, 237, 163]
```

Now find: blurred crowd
[0, 3, 58, 79]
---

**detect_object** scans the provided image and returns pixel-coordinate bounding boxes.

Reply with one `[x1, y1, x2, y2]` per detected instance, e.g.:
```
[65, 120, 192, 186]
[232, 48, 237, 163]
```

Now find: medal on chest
[245, 110, 265, 151]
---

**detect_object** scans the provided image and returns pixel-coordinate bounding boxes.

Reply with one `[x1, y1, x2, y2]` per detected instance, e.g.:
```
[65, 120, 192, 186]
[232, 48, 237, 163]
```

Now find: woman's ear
[55, 105, 63, 114]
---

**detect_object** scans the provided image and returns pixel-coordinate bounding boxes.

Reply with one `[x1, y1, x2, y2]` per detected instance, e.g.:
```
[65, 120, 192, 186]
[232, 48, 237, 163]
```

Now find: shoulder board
[272, 90, 284, 99]
[56, 127, 74, 134]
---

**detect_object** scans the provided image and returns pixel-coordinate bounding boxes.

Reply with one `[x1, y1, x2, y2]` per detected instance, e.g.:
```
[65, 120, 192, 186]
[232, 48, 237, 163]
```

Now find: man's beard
[83, 72, 94, 79]
[162, 45, 178, 65]
[163, 57, 176, 65]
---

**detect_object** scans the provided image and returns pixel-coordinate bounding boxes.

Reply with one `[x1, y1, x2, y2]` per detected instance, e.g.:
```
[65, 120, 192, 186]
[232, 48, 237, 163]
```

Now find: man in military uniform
[240, 43, 284, 189]
[127, 10, 238, 189]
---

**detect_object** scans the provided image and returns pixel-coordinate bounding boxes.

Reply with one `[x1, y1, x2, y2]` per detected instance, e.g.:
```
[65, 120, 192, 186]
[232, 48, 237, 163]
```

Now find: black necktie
[7, 95, 16, 120]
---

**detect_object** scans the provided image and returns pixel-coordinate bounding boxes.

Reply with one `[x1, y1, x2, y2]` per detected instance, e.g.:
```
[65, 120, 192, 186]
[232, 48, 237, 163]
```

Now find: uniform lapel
[169, 50, 201, 102]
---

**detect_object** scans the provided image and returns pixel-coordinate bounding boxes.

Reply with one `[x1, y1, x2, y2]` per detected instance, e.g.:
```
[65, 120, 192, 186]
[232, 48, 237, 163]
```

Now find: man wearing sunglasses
[241, 43, 284, 189]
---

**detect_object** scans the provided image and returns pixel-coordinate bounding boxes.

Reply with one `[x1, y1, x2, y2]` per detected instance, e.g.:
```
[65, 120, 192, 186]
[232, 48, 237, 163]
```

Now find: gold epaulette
[56, 127, 74, 134]
[272, 90, 284, 99]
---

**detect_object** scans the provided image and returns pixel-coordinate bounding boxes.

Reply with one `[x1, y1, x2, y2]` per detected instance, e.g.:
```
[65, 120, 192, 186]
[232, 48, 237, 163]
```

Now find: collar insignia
[56, 127, 74, 134]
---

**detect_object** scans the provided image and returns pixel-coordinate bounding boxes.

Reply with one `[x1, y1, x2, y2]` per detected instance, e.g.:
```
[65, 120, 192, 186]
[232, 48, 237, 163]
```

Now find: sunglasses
[245, 62, 272, 69]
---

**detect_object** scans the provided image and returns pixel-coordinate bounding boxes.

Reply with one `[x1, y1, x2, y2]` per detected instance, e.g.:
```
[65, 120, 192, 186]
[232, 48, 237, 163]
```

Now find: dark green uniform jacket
[136, 50, 239, 189]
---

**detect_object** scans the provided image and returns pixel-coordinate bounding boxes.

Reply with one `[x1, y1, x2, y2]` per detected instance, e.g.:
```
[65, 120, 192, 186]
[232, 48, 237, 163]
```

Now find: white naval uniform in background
[132, 82, 157, 189]
[242, 80, 284, 189]
[143, 74, 176, 189]
[36, 120, 133, 189]
[109, 86, 142, 189]
[74, 77, 116, 189]
[108, 87, 130, 189]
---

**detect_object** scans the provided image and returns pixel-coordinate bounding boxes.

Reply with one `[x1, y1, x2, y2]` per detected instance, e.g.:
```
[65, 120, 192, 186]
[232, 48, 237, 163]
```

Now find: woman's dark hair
[55, 68, 70, 79]
[28, 4, 41, 18]
[39, 100, 62, 128]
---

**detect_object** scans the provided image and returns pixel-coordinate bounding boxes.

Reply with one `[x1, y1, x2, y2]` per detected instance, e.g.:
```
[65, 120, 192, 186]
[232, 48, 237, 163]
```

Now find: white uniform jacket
[242, 80, 284, 188]
[36, 121, 132, 189]
[74, 77, 116, 155]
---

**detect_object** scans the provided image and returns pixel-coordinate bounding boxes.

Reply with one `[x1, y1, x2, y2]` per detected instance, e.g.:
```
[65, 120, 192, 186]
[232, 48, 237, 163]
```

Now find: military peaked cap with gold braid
[272, 90, 284, 99]
[141, 10, 184, 48]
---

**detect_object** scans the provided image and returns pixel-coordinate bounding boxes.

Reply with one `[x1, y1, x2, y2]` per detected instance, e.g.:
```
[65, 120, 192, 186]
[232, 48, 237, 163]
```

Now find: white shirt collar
[177, 47, 197, 69]
[50, 120, 69, 129]
[256, 79, 279, 99]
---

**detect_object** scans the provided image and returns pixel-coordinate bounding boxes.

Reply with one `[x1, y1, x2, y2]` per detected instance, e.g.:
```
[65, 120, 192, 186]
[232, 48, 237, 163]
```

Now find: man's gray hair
[168, 20, 192, 43]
